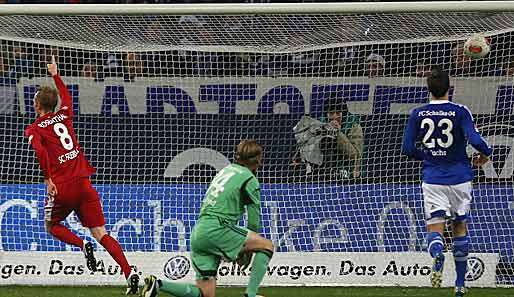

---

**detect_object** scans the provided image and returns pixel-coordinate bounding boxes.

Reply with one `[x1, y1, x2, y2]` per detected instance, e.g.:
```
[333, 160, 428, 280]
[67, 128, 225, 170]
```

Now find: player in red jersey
[25, 56, 139, 295]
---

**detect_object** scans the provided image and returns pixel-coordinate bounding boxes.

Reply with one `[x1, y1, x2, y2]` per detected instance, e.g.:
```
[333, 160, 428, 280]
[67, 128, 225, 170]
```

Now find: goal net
[0, 3, 513, 287]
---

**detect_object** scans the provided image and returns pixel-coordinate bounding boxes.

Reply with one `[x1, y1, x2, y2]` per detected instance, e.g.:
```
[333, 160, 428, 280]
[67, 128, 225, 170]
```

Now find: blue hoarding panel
[1, 183, 512, 263]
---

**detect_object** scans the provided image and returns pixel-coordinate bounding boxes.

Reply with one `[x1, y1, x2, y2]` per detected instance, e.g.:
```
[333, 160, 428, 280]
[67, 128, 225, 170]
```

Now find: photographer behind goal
[292, 94, 364, 180]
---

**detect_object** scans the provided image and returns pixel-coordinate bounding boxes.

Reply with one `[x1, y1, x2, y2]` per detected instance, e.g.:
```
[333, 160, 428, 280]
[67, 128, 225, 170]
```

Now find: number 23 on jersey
[421, 118, 454, 149]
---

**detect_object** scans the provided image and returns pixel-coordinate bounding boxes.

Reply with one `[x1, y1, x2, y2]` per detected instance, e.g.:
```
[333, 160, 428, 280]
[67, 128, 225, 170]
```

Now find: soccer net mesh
[0, 5, 513, 286]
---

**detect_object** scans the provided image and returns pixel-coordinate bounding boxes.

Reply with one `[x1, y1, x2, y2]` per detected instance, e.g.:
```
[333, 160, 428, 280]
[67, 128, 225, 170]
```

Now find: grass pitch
[1, 286, 513, 297]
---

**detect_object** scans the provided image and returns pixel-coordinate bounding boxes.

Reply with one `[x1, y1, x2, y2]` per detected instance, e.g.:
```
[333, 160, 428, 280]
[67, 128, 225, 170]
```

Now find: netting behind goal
[0, 7, 513, 286]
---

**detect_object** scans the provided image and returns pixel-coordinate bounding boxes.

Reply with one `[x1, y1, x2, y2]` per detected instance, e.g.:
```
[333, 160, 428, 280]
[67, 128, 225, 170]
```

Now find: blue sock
[426, 232, 444, 258]
[453, 235, 469, 287]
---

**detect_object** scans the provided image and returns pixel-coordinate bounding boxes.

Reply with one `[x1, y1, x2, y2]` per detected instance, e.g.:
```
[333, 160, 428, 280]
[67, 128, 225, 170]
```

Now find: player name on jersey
[37, 114, 67, 128]
[430, 149, 447, 156]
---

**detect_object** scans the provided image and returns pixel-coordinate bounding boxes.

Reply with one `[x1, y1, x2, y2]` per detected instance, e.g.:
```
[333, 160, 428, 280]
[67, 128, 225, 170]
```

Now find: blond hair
[235, 139, 262, 166]
[35, 86, 58, 112]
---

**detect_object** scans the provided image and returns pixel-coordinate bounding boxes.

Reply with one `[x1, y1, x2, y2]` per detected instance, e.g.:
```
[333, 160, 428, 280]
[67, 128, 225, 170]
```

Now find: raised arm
[48, 56, 73, 115]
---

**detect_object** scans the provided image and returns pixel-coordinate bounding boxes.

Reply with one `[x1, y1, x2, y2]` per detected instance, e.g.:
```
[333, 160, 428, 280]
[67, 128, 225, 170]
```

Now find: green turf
[1, 286, 513, 297]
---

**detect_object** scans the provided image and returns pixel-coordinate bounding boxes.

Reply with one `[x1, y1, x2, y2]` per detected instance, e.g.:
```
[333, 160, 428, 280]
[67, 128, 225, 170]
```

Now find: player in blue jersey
[401, 66, 492, 297]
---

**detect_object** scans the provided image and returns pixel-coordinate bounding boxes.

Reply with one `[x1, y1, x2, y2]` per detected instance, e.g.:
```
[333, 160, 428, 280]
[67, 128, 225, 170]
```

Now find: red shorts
[44, 178, 106, 228]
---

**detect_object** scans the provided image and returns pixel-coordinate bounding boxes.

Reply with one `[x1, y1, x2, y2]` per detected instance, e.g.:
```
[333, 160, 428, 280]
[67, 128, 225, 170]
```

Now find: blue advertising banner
[1, 184, 513, 261]
[7, 77, 514, 116]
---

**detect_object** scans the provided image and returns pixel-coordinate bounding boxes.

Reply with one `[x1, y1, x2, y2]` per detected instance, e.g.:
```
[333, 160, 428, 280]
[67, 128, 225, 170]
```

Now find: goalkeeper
[141, 139, 273, 297]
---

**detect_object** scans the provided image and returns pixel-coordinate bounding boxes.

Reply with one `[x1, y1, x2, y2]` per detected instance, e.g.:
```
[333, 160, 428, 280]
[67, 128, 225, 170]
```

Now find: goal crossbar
[1, 1, 514, 16]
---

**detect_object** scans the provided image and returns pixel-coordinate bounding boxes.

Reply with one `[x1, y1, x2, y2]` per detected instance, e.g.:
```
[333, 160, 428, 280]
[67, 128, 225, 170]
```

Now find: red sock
[49, 224, 83, 248]
[100, 234, 132, 278]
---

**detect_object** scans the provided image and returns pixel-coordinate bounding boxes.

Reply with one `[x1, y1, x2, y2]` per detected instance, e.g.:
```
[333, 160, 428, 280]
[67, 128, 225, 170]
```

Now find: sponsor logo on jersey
[465, 257, 485, 281]
[163, 256, 190, 280]
[58, 149, 80, 164]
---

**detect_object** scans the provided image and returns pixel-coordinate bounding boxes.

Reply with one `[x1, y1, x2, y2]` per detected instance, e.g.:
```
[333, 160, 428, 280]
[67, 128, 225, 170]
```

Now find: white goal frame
[1, 1, 514, 16]
[1, 0, 513, 289]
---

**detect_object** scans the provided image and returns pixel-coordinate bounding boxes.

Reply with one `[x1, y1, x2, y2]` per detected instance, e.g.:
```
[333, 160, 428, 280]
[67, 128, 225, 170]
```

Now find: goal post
[0, 1, 513, 287]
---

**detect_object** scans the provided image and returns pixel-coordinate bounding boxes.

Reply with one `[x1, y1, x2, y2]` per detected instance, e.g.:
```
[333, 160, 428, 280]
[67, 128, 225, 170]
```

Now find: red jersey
[25, 74, 95, 184]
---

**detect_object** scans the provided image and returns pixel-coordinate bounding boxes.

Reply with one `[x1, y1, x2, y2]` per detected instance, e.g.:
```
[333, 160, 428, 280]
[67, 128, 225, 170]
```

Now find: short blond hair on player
[235, 139, 262, 167]
[35, 86, 58, 112]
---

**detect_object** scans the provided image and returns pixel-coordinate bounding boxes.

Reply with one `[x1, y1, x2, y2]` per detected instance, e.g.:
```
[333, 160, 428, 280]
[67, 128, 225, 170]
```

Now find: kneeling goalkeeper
[141, 139, 273, 297]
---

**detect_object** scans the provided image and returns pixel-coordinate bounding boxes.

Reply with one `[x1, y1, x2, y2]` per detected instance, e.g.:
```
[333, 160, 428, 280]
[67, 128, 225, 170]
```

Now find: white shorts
[422, 181, 472, 224]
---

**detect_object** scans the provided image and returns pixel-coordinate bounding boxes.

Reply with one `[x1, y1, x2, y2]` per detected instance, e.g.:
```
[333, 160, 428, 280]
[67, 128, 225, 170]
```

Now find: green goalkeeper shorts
[190, 215, 249, 279]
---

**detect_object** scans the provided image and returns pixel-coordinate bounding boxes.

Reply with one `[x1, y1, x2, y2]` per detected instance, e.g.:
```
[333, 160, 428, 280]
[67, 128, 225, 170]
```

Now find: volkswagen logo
[465, 257, 485, 281]
[164, 256, 191, 280]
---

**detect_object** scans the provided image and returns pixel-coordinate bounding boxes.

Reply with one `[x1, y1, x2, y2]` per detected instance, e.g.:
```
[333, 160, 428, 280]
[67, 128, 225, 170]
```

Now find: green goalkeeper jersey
[199, 163, 261, 233]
